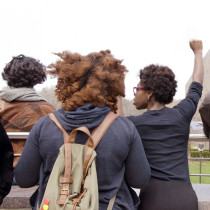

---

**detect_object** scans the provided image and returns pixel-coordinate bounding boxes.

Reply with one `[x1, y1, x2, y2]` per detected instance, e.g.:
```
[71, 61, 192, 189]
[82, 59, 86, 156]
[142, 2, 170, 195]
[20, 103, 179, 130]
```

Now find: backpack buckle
[60, 189, 69, 195]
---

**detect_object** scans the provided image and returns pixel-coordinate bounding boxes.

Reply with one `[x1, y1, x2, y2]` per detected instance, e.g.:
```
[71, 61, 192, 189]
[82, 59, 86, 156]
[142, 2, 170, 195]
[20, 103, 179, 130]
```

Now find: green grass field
[189, 161, 210, 184]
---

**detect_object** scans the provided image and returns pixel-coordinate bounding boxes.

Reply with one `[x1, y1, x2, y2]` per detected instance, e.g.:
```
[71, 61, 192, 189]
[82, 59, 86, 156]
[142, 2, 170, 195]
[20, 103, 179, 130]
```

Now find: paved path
[1, 184, 210, 209]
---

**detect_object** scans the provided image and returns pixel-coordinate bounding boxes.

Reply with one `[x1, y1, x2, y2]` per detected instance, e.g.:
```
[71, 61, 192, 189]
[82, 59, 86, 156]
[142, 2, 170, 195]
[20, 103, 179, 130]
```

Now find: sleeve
[15, 122, 42, 188]
[174, 82, 203, 122]
[127, 116, 135, 122]
[199, 91, 210, 138]
[125, 124, 151, 189]
[0, 123, 14, 204]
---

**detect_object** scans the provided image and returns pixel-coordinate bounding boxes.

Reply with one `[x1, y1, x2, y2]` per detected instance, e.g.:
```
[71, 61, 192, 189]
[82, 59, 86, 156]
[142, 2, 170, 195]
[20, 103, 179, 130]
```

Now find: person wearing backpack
[15, 50, 151, 210]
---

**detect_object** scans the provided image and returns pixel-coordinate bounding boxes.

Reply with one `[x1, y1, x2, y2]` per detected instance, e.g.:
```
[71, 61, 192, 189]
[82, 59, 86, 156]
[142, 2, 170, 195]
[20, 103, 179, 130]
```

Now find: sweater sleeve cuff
[0, 195, 3, 205]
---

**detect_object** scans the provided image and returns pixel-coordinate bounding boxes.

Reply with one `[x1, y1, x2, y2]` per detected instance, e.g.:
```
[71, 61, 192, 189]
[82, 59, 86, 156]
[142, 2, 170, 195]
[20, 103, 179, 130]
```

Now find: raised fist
[189, 40, 203, 54]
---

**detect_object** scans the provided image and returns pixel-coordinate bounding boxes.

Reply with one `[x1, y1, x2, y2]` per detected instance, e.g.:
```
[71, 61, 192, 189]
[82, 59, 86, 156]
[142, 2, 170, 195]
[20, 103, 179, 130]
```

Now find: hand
[189, 39, 203, 54]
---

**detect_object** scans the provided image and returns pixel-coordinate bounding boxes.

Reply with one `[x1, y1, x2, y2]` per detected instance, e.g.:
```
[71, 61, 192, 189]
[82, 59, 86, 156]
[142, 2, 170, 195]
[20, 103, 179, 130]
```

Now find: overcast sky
[0, 0, 210, 100]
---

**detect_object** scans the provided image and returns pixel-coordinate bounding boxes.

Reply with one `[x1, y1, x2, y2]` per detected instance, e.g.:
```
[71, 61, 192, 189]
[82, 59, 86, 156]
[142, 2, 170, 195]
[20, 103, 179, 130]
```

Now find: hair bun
[105, 50, 111, 54]
[100, 50, 111, 55]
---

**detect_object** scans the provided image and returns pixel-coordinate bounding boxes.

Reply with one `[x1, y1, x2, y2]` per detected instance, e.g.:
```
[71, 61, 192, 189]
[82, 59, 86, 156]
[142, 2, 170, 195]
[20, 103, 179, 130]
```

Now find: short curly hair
[48, 50, 128, 112]
[2, 54, 46, 88]
[140, 64, 177, 104]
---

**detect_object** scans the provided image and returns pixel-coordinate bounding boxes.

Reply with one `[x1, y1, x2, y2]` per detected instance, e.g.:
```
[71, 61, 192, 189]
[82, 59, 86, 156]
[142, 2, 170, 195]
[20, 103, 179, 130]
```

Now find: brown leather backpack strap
[82, 112, 118, 182]
[49, 113, 70, 143]
[49, 113, 73, 204]
[68, 126, 95, 187]
[82, 147, 94, 186]
[68, 127, 94, 147]
[86, 112, 118, 149]
[57, 143, 72, 205]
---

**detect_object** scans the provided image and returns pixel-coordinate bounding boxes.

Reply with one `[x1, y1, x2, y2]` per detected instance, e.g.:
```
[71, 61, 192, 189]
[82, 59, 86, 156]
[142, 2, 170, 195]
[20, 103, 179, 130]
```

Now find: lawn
[189, 161, 210, 184]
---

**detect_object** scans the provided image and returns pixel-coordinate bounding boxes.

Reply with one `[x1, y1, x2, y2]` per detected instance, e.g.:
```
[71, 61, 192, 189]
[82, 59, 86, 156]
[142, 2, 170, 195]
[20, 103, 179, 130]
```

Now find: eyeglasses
[133, 87, 145, 95]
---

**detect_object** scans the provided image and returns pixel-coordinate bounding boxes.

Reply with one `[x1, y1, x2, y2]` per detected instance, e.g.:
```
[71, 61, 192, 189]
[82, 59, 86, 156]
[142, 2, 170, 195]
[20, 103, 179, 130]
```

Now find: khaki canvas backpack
[38, 111, 118, 210]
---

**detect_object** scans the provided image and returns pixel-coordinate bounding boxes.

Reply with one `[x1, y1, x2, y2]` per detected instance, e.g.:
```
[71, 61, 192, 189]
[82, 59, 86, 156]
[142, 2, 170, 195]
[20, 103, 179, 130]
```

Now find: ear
[146, 90, 153, 101]
[147, 90, 153, 98]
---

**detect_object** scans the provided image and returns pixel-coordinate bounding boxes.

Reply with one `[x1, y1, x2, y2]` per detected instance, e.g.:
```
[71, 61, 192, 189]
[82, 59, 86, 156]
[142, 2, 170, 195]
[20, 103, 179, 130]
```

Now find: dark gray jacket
[0, 122, 14, 205]
[199, 90, 210, 138]
[15, 104, 150, 209]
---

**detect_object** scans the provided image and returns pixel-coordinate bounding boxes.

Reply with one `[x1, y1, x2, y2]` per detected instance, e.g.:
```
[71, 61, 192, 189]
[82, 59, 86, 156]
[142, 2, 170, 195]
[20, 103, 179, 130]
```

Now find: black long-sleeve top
[0, 122, 14, 204]
[128, 82, 202, 182]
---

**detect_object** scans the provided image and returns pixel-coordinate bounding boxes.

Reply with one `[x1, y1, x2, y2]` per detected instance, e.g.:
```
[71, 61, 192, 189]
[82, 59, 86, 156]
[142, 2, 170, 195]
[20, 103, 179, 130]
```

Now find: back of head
[140, 64, 177, 104]
[48, 50, 128, 113]
[2, 54, 46, 88]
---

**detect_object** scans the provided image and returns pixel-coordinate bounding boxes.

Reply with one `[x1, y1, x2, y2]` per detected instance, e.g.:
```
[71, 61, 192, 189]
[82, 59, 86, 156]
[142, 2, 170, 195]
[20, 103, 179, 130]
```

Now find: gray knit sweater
[15, 104, 151, 210]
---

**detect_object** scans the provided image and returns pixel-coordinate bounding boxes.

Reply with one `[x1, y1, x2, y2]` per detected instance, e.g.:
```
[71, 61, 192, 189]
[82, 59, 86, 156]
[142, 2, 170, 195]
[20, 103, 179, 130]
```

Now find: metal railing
[7, 132, 29, 139]
[7, 132, 29, 157]
[189, 134, 210, 183]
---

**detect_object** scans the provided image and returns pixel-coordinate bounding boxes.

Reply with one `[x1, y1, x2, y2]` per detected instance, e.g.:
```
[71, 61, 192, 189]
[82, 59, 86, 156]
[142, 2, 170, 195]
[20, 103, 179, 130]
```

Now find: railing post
[209, 137, 210, 152]
[188, 142, 191, 158]
[199, 151, 202, 184]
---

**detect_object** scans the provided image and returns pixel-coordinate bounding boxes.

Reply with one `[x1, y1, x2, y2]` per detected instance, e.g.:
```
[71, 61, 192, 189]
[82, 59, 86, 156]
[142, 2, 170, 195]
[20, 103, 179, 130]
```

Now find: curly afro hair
[2, 54, 46, 88]
[140, 64, 177, 104]
[48, 50, 128, 112]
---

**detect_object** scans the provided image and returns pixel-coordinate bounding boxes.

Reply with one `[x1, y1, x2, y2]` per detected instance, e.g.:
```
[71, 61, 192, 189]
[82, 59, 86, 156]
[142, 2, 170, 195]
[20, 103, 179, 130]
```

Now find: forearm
[192, 52, 204, 84]
[189, 40, 204, 84]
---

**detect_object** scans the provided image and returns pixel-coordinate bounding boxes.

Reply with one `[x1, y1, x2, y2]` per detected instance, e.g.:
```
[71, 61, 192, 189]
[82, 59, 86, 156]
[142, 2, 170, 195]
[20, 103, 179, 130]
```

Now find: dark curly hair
[140, 64, 177, 104]
[2, 54, 46, 88]
[48, 50, 128, 112]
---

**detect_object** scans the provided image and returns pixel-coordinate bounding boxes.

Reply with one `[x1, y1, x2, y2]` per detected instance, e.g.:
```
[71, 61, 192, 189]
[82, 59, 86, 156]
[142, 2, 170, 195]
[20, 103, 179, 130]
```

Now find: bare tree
[38, 86, 61, 109]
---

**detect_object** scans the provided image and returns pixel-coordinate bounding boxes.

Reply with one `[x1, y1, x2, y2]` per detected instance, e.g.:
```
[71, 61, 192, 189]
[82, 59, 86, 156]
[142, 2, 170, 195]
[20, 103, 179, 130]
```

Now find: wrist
[194, 51, 203, 55]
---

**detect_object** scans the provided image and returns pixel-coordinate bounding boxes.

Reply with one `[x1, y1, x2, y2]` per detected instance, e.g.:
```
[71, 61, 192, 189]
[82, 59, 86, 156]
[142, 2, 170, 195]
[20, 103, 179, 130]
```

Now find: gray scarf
[0, 87, 46, 102]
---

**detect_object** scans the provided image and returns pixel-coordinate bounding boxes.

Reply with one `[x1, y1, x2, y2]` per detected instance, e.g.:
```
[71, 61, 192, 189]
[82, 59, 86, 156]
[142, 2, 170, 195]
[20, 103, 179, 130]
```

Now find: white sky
[0, 0, 210, 100]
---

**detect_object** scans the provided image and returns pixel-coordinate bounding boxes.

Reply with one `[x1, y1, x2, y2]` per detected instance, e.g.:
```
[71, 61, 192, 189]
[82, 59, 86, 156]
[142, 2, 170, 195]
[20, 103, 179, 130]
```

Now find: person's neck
[147, 99, 165, 111]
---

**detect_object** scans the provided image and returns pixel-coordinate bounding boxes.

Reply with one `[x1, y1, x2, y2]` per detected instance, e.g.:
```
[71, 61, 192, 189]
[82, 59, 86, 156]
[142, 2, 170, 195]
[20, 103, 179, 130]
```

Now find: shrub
[191, 149, 198, 152]
[191, 151, 200, 157]
[190, 149, 210, 158]
[203, 150, 210, 158]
